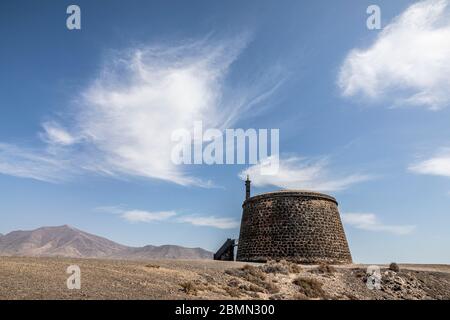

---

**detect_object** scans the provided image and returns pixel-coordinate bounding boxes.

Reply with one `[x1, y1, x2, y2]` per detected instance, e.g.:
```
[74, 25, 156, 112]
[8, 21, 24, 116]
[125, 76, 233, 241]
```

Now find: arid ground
[0, 256, 449, 300]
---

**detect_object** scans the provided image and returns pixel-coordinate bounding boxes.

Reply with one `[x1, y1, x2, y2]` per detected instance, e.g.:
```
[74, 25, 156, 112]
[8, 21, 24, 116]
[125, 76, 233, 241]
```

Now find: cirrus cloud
[0, 142, 73, 183]
[97, 205, 239, 229]
[121, 210, 177, 223]
[239, 155, 371, 192]
[177, 215, 240, 229]
[0, 36, 283, 186]
[342, 213, 416, 235]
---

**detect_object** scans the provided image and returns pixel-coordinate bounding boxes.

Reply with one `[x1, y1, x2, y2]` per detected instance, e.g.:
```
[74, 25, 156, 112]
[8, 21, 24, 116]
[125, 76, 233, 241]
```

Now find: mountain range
[0, 225, 212, 260]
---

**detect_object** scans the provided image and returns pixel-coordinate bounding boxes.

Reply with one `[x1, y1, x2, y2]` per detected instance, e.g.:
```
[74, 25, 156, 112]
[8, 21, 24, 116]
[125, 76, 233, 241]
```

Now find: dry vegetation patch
[224, 264, 280, 296]
[180, 281, 198, 295]
[389, 262, 400, 272]
[292, 276, 327, 299]
[309, 263, 336, 275]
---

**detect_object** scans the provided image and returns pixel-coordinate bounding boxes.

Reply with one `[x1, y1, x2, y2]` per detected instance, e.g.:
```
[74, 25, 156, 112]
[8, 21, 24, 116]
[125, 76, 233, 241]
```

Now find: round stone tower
[236, 182, 352, 264]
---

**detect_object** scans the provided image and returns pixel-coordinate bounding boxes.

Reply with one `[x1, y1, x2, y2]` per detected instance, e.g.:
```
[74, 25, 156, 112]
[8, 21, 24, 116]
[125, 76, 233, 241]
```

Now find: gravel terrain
[0, 256, 449, 300]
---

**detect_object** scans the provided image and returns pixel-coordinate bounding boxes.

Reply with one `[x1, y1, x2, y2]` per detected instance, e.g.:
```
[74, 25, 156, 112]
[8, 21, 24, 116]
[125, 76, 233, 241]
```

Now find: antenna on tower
[245, 175, 251, 200]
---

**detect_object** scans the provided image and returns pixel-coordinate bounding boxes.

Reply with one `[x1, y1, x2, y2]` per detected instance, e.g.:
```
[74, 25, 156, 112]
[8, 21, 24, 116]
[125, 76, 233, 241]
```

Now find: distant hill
[116, 244, 213, 260]
[0, 225, 212, 260]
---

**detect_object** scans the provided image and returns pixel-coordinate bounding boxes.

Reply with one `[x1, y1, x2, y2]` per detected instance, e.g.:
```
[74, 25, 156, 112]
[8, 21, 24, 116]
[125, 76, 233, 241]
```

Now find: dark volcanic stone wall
[236, 191, 352, 264]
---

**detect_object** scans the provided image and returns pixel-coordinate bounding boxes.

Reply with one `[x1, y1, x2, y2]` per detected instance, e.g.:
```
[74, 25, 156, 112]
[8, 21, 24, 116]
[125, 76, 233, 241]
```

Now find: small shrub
[389, 262, 400, 272]
[293, 293, 308, 300]
[244, 275, 278, 294]
[288, 263, 303, 274]
[227, 278, 240, 288]
[279, 260, 303, 274]
[242, 264, 264, 275]
[247, 283, 265, 293]
[261, 262, 289, 275]
[226, 264, 278, 294]
[312, 263, 336, 274]
[293, 277, 326, 298]
[180, 281, 198, 295]
[262, 281, 280, 294]
[240, 265, 267, 281]
[224, 286, 241, 298]
[261, 260, 302, 274]
[145, 264, 160, 269]
[247, 292, 260, 298]
[352, 268, 366, 278]
[225, 268, 243, 277]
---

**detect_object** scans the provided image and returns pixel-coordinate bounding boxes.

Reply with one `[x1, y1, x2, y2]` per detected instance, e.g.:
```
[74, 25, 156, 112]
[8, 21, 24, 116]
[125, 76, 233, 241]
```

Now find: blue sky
[1, 0, 450, 263]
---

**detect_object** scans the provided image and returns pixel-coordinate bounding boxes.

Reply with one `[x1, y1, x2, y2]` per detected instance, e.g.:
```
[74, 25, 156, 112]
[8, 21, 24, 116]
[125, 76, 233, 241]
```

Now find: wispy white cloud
[409, 148, 450, 177]
[0, 36, 283, 185]
[342, 213, 416, 235]
[97, 205, 238, 229]
[177, 215, 240, 229]
[40, 122, 77, 146]
[75, 38, 247, 186]
[239, 156, 371, 192]
[338, 0, 450, 110]
[121, 210, 176, 223]
[0, 143, 72, 183]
